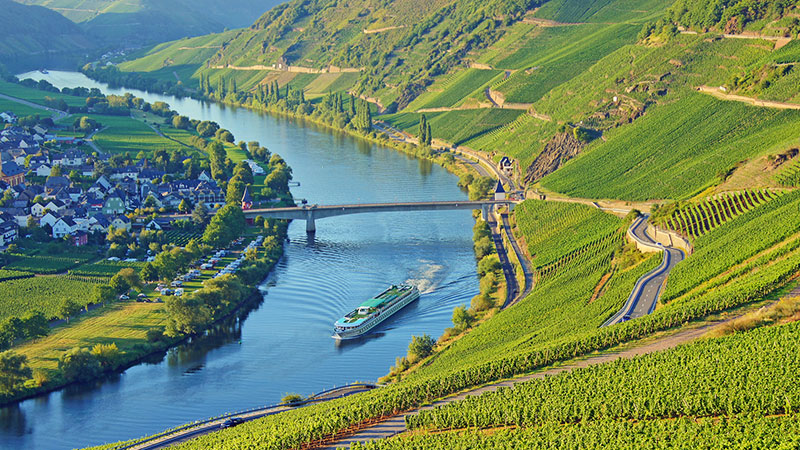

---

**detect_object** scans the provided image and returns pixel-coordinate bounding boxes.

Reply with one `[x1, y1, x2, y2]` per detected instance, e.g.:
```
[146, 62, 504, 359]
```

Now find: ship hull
[332, 289, 419, 340]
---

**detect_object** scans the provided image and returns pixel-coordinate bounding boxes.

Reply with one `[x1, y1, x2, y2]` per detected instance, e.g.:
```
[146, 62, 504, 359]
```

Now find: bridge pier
[306, 210, 316, 233]
[481, 204, 490, 221]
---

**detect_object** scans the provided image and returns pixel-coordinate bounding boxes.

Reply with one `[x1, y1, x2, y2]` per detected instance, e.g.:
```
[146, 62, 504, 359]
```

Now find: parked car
[171, 280, 184, 287]
[119, 294, 130, 301]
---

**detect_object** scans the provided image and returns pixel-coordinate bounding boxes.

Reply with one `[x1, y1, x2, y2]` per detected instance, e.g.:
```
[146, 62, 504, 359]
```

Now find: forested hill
[0, 0, 95, 72]
[12, 0, 283, 48]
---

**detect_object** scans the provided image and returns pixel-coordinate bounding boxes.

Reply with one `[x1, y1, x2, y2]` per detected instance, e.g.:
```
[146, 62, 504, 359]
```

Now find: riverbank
[1, 226, 287, 407]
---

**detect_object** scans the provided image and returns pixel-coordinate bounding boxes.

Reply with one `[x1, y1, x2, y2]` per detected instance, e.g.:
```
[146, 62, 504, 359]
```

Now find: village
[0, 109, 272, 252]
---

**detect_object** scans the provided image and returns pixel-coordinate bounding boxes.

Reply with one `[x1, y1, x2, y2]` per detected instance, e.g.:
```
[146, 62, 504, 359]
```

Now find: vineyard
[775, 159, 800, 187]
[655, 189, 783, 239]
[535, 230, 623, 281]
[662, 190, 800, 302]
[409, 320, 800, 430]
[2, 253, 94, 274]
[358, 414, 800, 449]
[0, 269, 33, 282]
[513, 200, 621, 267]
[70, 260, 146, 277]
[0, 276, 100, 321]
[164, 230, 204, 246]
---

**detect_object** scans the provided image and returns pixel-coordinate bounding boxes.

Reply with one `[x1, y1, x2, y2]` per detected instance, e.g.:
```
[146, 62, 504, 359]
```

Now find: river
[0, 71, 479, 449]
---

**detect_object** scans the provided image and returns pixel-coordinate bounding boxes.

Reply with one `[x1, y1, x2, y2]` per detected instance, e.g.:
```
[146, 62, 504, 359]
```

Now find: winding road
[604, 216, 685, 326]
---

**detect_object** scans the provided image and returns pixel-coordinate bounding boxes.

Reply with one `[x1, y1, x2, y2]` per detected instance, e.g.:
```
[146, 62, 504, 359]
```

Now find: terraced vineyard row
[356, 414, 800, 449]
[408, 320, 800, 430]
[2, 254, 94, 274]
[0, 276, 104, 321]
[775, 159, 800, 187]
[663, 190, 800, 302]
[536, 230, 622, 281]
[657, 189, 782, 239]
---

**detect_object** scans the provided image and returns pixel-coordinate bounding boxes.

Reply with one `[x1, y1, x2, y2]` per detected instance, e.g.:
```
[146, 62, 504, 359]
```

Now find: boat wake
[405, 260, 446, 294]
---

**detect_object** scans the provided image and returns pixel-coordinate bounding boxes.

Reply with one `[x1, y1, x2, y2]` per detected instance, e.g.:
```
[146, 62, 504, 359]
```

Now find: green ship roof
[359, 298, 386, 308]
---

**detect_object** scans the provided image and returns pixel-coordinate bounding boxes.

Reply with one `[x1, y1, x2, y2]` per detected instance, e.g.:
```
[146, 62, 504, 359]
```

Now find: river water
[0, 71, 478, 449]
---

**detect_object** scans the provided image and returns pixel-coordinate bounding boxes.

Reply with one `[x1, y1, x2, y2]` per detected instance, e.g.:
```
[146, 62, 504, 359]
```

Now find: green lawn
[0, 97, 47, 117]
[0, 79, 88, 108]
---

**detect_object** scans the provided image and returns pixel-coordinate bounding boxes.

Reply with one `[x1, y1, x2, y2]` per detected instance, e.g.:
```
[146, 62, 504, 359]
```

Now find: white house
[110, 215, 131, 232]
[31, 203, 47, 217]
[44, 200, 66, 214]
[52, 217, 77, 238]
[34, 163, 52, 177]
[62, 149, 85, 167]
[197, 170, 212, 182]
[40, 212, 60, 228]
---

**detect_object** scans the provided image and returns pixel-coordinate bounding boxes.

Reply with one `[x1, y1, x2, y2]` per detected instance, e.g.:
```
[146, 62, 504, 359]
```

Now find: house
[110, 166, 138, 181]
[44, 199, 66, 213]
[61, 149, 85, 167]
[66, 187, 83, 202]
[52, 217, 77, 238]
[32, 125, 47, 136]
[0, 112, 16, 123]
[110, 215, 131, 232]
[33, 163, 52, 177]
[88, 213, 111, 232]
[0, 159, 25, 186]
[103, 194, 126, 215]
[71, 231, 89, 246]
[40, 212, 60, 229]
[0, 221, 18, 246]
[45, 176, 70, 194]
[244, 159, 266, 175]
[241, 186, 253, 210]
[31, 202, 47, 217]
[494, 180, 507, 201]
[197, 170, 212, 182]
[498, 156, 513, 177]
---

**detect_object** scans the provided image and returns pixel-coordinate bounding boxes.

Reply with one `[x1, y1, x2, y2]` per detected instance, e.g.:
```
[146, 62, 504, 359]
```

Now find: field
[0, 276, 104, 321]
[15, 301, 167, 373]
[532, 0, 672, 23]
[0, 79, 88, 108]
[491, 23, 639, 103]
[76, 114, 189, 155]
[540, 91, 800, 201]
[163, 230, 204, 246]
[0, 97, 48, 117]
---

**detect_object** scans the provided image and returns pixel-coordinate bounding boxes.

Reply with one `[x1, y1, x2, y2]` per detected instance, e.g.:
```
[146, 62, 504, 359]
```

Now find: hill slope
[13, 0, 281, 47]
[0, 0, 95, 72]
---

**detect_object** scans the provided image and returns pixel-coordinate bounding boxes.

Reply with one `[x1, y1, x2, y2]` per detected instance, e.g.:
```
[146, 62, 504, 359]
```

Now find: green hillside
[0, 0, 95, 72]
[13, 0, 280, 47]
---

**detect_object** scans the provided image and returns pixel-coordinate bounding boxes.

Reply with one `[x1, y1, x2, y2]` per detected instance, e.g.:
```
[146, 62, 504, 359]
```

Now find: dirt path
[697, 86, 800, 110]
[321, 321, 723, 449]
[363, 26, 405, 34]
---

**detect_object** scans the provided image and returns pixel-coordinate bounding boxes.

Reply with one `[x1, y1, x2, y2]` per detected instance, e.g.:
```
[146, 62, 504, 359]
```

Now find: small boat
[39, 69, 49, 74]
[332, 285, 420, 339]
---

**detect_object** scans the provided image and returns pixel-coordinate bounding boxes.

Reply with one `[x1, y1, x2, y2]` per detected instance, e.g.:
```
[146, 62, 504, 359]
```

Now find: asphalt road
[121, 384, 376, 450]
[604, 216, 685, 326]
[486, 207, 518, 308]
[500, 213, 534, 306]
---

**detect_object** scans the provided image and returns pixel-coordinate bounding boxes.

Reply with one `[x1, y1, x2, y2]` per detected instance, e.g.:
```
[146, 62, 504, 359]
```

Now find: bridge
[244, 200, 515, 232]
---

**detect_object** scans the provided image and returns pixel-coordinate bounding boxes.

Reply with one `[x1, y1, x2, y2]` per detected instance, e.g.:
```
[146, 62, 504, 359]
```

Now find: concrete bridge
[244, 200, 515, 232]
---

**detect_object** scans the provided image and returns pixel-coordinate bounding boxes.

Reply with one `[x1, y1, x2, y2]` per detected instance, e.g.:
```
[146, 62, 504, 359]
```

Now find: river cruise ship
[332, 285, 420, 339]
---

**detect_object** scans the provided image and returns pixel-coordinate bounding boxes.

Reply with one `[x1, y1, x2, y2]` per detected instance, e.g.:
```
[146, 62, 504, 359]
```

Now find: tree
[57, 299, 82, 323]
[140, 262, 158, 282]
[91, 343, 120, 369]
[115, 268, 142, 291]
[418, 114, 428, 146]
[203, 204, 245, 247]
[0, 351, 32, 394]
[49, 165, 62, 178]
[407, 334, 436, 363]
[19, 311, 48, 339]
[192, 201, 209, 227]
[233, 161, 254, 185]
[94, 285, 116, 304]
[171, 115, 190, 129]
[58, 347, 101, 382]
[164, 296, 211, 337]
[452, 305, 474, 331]
[477, 255, 502, 276]
[226, 177, 246, 205]
[143, 195, 159, 209]
[178, 199, 191, 214]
